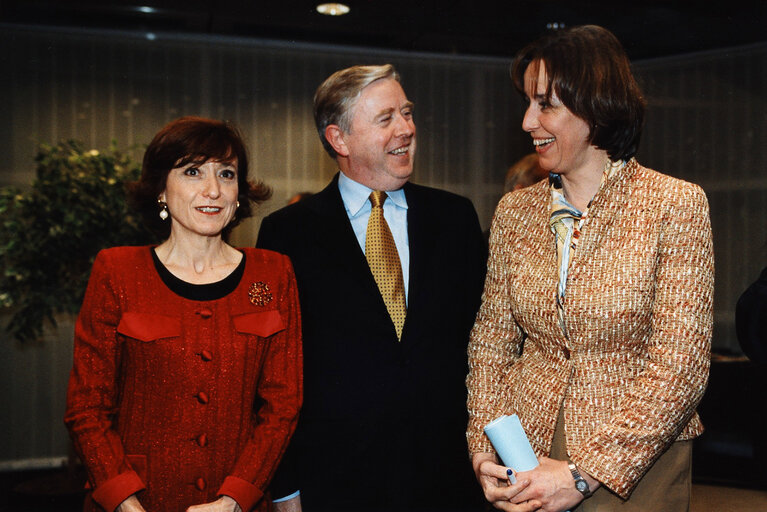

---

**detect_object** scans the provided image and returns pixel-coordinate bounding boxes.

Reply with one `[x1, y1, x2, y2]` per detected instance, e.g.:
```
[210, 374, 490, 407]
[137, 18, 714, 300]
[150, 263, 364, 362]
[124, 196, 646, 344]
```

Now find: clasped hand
[472, 453, 591, 512]
[117, 495, 242, 512]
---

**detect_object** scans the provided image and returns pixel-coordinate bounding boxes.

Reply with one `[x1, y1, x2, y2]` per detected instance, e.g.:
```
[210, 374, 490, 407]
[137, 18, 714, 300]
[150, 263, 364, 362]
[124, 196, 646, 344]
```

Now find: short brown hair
[511, 25, 645, 161]
[314, 64, 400, 158]
[128, 116, 271, 239]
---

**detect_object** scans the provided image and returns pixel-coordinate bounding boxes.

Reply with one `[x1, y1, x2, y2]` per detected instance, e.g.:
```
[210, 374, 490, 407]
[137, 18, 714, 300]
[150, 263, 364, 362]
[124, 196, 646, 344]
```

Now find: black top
[151, 247, 245, 301]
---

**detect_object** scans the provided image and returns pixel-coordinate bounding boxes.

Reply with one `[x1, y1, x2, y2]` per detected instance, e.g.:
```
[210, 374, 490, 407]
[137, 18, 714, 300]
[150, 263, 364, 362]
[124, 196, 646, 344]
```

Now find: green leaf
[0, 140, 158, 342]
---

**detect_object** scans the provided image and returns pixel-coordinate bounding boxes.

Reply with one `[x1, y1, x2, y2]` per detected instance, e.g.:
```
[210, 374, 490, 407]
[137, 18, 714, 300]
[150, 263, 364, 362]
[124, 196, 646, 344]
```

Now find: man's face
[341, 78, 416, 191]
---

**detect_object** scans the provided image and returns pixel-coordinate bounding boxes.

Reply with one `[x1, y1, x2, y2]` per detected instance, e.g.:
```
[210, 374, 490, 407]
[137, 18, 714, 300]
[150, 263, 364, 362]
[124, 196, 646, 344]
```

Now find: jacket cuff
[219, 476, 264, 511]
[91, 470, 146, 512]
[569, 442, 636, 499]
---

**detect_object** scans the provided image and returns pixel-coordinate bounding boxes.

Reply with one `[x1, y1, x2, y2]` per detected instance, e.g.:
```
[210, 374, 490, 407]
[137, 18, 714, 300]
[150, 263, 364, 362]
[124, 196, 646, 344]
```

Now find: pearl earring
[158, 199, 169, 220]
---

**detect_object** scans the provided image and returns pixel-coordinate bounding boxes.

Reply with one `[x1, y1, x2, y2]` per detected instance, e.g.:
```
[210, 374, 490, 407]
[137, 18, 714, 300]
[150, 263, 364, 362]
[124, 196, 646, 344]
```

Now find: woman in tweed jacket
[466, 26, 713, 512]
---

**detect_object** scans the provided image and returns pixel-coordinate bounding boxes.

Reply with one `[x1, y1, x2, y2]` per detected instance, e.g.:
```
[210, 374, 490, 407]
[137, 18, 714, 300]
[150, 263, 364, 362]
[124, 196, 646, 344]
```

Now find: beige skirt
[549, 408, 692, 512]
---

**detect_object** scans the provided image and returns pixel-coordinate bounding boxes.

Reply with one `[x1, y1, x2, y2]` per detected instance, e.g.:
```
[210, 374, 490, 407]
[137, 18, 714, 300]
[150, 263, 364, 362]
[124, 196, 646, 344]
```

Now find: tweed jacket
[65, 246, 302, 512]
[466, 159, 714, 499]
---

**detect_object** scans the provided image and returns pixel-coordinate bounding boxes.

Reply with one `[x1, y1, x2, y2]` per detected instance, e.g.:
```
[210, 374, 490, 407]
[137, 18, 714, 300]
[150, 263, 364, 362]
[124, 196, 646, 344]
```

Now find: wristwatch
[568, 462, 592, 498]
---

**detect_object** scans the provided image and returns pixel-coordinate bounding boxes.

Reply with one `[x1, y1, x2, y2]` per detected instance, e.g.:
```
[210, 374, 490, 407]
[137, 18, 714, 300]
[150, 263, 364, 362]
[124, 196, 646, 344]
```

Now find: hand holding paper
[484, 414, 539, 482]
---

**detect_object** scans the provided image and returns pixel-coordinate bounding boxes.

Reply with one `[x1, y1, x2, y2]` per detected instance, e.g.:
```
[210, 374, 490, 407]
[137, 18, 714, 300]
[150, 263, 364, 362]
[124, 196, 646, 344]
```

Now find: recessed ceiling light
[316, 3, 350, 16]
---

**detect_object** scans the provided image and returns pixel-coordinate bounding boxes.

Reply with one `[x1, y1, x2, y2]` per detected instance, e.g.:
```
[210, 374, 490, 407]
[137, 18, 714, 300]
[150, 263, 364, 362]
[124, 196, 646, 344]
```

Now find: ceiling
[2, 0, 766, 61]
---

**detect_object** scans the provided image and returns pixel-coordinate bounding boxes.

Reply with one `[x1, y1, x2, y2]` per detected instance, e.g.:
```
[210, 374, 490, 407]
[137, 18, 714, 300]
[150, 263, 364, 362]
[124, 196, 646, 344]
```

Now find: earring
[236, 201, 240, 209]
[158, 199, 169, 220]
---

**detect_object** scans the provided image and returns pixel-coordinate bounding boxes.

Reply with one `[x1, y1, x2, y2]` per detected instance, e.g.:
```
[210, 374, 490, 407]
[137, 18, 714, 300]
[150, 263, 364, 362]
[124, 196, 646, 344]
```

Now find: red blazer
[65, 246, 302, 512]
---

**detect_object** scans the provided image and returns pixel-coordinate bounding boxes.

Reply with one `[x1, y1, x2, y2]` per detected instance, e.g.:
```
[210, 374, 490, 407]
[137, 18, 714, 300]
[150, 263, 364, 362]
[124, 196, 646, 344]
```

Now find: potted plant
[0, 140, 159, 503]
[0, 139, 156, 341]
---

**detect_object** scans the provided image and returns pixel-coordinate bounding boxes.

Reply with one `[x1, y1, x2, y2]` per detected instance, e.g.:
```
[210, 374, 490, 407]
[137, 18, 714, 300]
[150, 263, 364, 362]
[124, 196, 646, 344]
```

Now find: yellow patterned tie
[366, 191, 407, 340]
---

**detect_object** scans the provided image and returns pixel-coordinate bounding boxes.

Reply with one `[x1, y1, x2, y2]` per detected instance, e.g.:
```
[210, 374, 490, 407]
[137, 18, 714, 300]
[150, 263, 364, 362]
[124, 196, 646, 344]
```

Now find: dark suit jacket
[736, 266, 767, 364]
[256, 174, 487, 511]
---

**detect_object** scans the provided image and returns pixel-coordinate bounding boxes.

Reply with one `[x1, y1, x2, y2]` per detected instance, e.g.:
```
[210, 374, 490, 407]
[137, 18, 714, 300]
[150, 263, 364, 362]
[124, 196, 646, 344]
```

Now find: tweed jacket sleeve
[465, 193, 527, 455]
[64, 251, 146, 512]
[218, 251, 303, 510]
[466, 161, 714, 499]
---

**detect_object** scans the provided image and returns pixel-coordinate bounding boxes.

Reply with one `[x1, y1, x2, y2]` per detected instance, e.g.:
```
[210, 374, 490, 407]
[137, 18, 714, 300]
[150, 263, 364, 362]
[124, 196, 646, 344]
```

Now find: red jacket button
[197, 434, 208, 447]
[198, 309, 213, 318]
[195, 477, 206, 491]
[200, 350, 213, 361]
[196, 392, 209, 404]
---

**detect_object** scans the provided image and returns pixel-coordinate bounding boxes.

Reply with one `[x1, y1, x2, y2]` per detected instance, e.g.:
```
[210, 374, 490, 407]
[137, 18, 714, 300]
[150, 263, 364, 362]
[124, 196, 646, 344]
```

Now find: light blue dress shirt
[337, 171, 410, 303]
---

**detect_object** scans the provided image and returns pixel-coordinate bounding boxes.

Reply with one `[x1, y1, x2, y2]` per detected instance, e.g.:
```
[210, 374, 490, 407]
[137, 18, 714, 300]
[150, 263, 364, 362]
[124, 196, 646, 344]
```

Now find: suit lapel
[310, 174, 396, 332]
[308, 175, 379, 292]
[404, 183, 430, 304]
[307, 176, 361, 256]
[401, 183, 436, 342]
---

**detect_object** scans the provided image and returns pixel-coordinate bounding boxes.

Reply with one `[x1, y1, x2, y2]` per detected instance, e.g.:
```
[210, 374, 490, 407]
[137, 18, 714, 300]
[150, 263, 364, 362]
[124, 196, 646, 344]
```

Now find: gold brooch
[248, 282, 273, 306]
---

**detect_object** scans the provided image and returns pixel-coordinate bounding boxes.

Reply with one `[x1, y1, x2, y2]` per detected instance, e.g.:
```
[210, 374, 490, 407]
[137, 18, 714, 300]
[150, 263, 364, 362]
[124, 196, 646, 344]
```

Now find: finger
[480, 459, 515, 480]
[485, 477, 531, 503]
[517, 500, 543, 512]
[490, 498, 541, 512]
[490, 499, 517, 512]
[510, 487, 534, 505]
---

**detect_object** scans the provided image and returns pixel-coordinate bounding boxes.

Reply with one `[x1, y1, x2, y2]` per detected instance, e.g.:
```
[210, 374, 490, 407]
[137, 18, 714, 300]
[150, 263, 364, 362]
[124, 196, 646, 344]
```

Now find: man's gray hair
[314, 64, 400, 158]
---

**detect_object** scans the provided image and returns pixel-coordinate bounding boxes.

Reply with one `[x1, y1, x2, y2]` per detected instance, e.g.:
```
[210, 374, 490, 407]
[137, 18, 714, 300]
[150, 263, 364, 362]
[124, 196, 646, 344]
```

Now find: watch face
[576, 480, 588, 493]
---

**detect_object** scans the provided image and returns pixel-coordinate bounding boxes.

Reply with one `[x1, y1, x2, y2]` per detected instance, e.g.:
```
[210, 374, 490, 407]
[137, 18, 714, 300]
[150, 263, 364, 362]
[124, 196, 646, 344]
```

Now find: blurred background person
[467, 25, 713, 512]
[504, 153, 547, 193]
[286, 192, 313, 205]
[64, 117, 302, 512]
[484, 153, 549, 240]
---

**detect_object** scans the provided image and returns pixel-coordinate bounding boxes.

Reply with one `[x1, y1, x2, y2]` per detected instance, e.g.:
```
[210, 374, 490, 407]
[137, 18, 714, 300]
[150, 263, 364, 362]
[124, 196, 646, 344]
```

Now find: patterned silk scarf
[549, 159, 625, 337]
[550, 189, 583, 303]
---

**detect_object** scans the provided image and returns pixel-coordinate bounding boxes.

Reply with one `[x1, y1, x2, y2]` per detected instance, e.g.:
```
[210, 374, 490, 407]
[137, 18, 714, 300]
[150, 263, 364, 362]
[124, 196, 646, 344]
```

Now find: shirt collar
[338, 171, 408, 217]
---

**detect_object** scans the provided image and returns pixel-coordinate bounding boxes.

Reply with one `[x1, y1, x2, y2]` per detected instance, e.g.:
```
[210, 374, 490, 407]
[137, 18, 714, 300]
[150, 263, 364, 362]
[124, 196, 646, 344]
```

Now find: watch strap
[568, 462, 592, 498]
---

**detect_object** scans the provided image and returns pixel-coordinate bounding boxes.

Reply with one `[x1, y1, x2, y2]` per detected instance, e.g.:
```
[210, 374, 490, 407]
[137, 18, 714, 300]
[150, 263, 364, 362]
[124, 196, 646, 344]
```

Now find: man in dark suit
[256, 64, 486, 512]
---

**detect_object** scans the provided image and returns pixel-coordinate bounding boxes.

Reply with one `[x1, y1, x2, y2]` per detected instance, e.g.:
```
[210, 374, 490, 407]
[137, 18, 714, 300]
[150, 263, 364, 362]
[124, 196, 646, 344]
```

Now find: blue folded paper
[484, 414, 539, 476]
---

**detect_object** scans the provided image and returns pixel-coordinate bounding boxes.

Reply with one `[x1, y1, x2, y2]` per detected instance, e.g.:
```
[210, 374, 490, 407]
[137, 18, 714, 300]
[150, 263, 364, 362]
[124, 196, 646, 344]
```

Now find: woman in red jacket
[65, 117, 302, 512]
